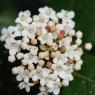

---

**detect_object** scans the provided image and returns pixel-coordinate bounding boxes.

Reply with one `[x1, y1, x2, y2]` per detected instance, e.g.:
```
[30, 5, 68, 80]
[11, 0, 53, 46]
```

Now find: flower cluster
[0, 6, 92, 95]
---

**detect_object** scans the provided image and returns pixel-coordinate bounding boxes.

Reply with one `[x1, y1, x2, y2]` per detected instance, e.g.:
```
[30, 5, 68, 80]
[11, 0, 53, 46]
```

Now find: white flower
[19, 81, 34, 92]
[28, 64, 35, 71]
[23, 53, 39, 64]
[52, 63, 64, 76]
[56, 24, 64, 32]
[39, 51, 49, 60]
[16, 52, 23, 60]
[52, 43, 58, 50]
[22, 37, 29, 43]
[15, 10, 32, 26]
[12, 67, 18, 74]
[39, 6, 58, 22]
[27, 24, 36, 39]
[8, 55, 16, 63]
[53, 51, 68, 64]
[38, 32, 54, 45]
[68, 29, 75, 36]
[40, 74, 61, 95]
[76, 31, 83, 38]
[73, 48, 83, 61]
[9, 48, 17, 56]
[21, 28, 29, 37]
[29, 66, 50, 81]
[0, 26, 16, 41]
[15, 66, 25, 73]
[52, 63, 73, 82]
[0, 28, 8, 41]
[62, 80, 69, 86]
[57, 10, 75, 28]
[21, 59, 28, 65]
[38, 86, 48, 95]
[21, 42, 28, 50]
[21, 25, 36, 39]
[28, 55, 39, 64]
[63, 19, 75, 29]
[46, 33, 53, 46]
[74, 60, 83, 71]
[29, 46, 38, 56]
[38, 34, 47, 44]
[61, 73, 73, 84]
[59, 36, 72, 49]
[39, 52, 45, 59]
[57, 10, 75, 19]
[33, 14, 49, 24]
[64, 45, 77, 59]
[4, 38, 21, 51]
[74, 64, 81, 71]
[76, 60, 83, 65]
[16, 69, 30, 82]
[38, 60, 45, 67]
[75, 38, 82, 46]
[85, 43, 92, 50]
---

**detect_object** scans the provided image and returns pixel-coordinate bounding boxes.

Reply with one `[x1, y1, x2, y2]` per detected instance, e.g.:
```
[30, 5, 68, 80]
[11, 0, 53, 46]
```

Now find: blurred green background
[0, 0, 95, 95]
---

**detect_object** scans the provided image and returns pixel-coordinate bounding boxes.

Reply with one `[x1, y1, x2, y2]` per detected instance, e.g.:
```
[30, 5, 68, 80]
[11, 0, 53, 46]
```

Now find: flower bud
[59, 45, 66, 52]
[8, 56, 16, 63]
[38, 60, 45, 67]
[57, 30, 65, 40]
[50, 52, 57, 58]
[31, 39, 37, 45]
[46, 61, 52, 68]
[84, 43, 92, 50]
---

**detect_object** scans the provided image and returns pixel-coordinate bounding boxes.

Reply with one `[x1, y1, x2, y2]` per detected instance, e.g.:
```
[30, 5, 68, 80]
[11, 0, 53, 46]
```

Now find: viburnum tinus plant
[0, 6, 92, 95]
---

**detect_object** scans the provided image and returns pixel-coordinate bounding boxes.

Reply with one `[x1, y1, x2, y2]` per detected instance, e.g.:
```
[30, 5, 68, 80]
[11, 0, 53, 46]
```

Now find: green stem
[74, 72, 95, 83]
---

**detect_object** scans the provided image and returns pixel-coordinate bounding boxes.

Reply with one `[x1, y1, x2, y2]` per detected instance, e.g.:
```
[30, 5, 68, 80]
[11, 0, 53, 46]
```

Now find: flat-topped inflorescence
[0, 6, 92, 95]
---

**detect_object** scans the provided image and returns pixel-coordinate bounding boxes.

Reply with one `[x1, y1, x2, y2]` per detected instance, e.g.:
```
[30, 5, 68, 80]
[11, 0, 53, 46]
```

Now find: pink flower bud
[57, 30, 65, 40]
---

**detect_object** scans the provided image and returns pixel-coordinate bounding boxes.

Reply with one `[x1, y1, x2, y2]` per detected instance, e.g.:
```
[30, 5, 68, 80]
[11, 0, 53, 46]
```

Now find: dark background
[0, 0, 95, 95]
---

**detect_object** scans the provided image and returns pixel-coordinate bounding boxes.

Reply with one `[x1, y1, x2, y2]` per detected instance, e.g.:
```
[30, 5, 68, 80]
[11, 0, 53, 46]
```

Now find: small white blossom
[16, 52, 23, 60]
[57, 10, 75, 19]
[39, 6, 58, 22]
[16, 69, 30, 82]
[57, 10, 75, 28]
[15, 10, 32, 26]
[19, 81, 34, 92]
[85, 43, 92, 50]
[46, 33, 53, 46]
[8, 55, 16, 63]
[68, 29, 75, 36]
[12, 67, 18, 74]
[29, 66, 50, 81]
[59, 36, 72, 49]
[76, 31, 83, 38]
[33, 14, 49, 24]
[53, 51, 68, 64]
[29, 46, 38, 55]
[75, 38, 82, 46]
[23, 53, 39, 64]
[22, 37, 29, 43]
[0, 26, 16, 41]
